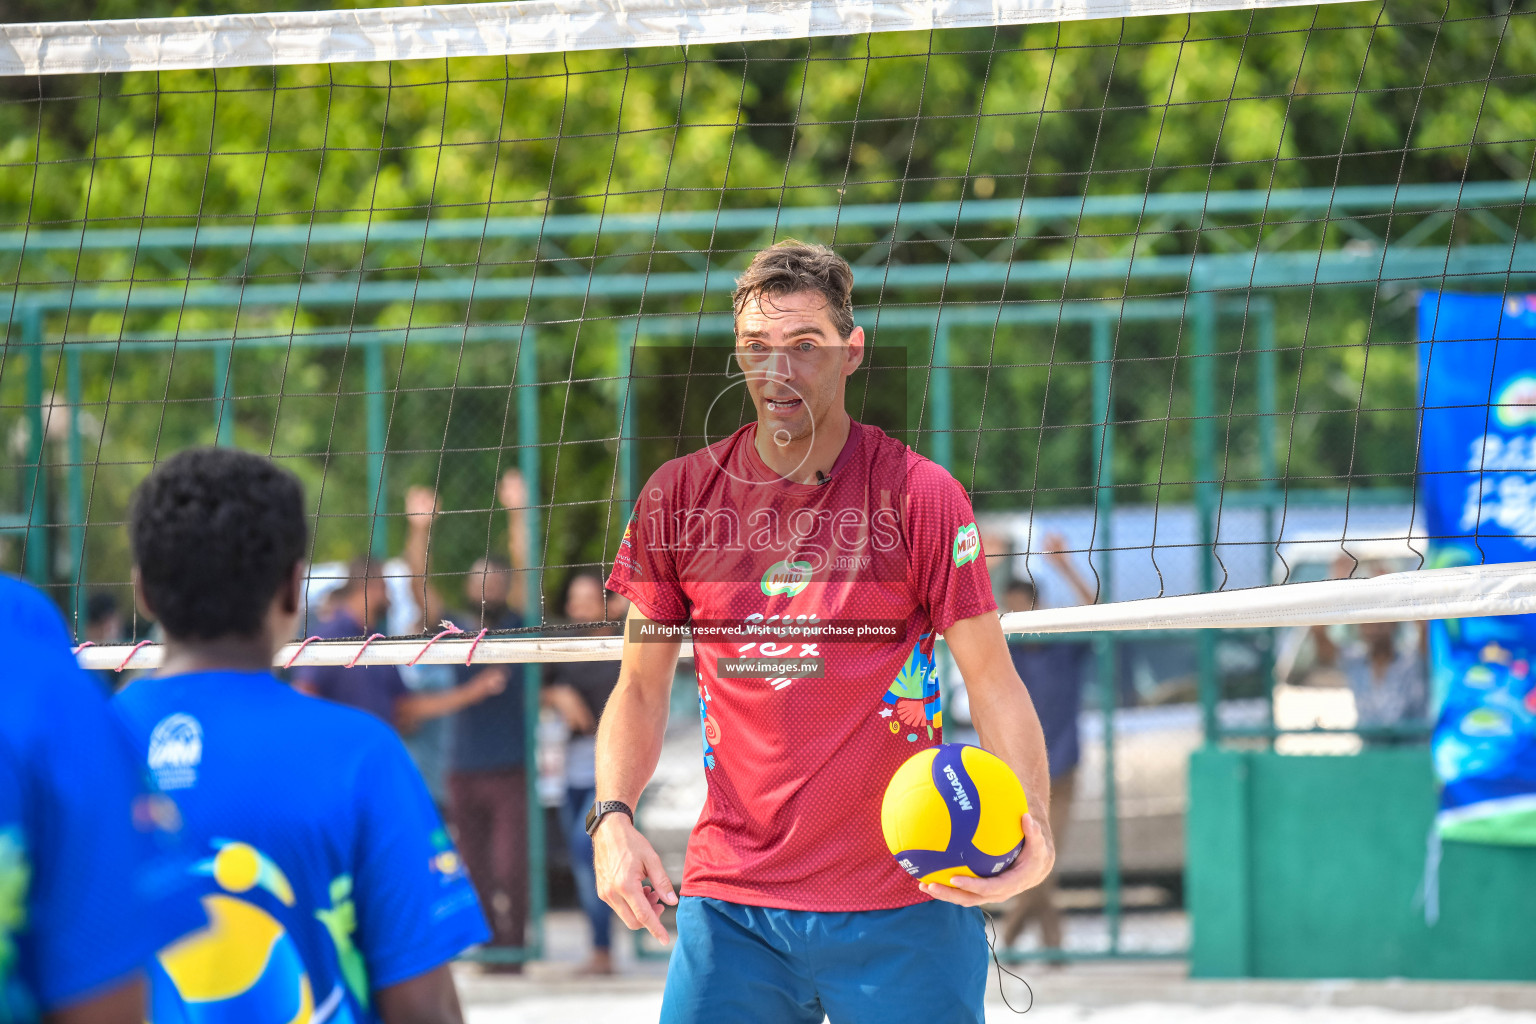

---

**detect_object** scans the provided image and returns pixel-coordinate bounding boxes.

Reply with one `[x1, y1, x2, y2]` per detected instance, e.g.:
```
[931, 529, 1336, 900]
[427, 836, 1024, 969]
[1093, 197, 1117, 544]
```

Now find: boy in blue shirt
[113, 447, 489, 1024]
[0, 574, 190, 1024]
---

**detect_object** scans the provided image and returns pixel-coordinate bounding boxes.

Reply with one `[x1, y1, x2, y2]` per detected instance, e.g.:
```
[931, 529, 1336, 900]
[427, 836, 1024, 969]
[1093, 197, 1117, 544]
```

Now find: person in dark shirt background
[997, 533, 1097, 958]
[82, 590, 127, 692]
[403, 471, 534, 970]
[544, 571, 629, 976]
[292, 558, 505, 729]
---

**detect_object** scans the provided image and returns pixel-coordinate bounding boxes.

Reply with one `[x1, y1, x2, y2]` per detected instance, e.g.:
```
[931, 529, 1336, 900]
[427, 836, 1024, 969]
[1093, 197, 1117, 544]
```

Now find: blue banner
[1419, 291, 1536, 845]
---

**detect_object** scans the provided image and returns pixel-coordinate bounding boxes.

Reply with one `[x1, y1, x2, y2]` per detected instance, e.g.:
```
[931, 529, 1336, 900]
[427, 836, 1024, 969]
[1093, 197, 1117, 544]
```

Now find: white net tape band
[3, 0, 1359, 77]
[76, 561, 1536, 671]
[1005, 560, 1536, 634]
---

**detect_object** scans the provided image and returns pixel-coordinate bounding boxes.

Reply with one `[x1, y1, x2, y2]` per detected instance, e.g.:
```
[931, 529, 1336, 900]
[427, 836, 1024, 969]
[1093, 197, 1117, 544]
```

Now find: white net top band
[4, 0, 1361, 77]
[75, 561, 1536, 671]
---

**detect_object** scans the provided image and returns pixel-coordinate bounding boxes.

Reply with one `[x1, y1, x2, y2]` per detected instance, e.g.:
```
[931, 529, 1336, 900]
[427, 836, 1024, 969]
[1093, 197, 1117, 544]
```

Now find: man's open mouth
[766, 397, 803, 412]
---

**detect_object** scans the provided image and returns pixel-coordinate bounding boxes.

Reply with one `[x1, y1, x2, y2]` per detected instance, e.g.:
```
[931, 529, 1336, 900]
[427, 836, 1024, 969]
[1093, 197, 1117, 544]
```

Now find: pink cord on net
[116, 640, 153, 672]
[344, 634, 385, 669]
[409, 621, 465, 667]
[72, 641, 95, 655]
[464, 628, 489, 666]
[282, 636, 322, 670]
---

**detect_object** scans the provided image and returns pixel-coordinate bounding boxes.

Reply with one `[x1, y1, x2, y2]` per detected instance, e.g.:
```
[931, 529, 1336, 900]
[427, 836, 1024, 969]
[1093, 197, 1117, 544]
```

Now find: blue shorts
[660, 896, 988, 1024]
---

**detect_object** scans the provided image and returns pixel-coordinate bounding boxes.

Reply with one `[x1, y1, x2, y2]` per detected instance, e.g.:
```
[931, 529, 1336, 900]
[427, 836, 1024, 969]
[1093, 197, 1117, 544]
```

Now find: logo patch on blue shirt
[148, 714, 203, 791]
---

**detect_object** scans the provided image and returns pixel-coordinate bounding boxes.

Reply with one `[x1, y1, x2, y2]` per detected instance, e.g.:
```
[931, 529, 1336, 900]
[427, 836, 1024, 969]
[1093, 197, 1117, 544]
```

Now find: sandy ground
[456, 910, 1536, 1023]
[469, 1002, 1536, 1024]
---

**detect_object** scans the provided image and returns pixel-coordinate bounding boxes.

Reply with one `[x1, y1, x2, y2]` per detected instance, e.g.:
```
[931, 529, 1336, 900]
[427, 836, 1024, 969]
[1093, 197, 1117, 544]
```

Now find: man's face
[86, 613, 122, 644]
[1004, 588, 1037, 614]
[734, 290, 865, 446]
[1359, 620, 1395, 647]
[466, 559, 511, 609]
[363, 576, 391, 626]
[565, 575, 605, 623]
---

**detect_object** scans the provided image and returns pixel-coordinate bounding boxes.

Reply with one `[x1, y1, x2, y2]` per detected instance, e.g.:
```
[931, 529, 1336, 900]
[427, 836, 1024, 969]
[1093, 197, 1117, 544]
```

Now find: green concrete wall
[1188, 747, 1536, 980]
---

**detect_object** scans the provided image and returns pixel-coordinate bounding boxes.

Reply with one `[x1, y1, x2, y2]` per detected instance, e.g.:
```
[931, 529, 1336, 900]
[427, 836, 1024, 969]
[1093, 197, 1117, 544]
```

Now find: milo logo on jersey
[952, 523, 981, 567]
[761, 559, 812, 597]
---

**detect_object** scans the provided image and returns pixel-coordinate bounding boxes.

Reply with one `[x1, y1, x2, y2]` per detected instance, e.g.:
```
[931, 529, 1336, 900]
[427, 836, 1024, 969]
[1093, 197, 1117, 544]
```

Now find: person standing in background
[292, 558, 505, 732]
[544, 572, 630, 976]
[390, 489, 459, 806]
[997, 533, 1098, 958]
[81, 591, 128, 692]
[403, 470, 534, 971]
[1308, 560, 1428, 736]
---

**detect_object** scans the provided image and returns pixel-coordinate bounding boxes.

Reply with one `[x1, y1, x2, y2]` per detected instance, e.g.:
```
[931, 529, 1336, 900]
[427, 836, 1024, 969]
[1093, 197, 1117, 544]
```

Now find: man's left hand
[919, 811, 1054, 907]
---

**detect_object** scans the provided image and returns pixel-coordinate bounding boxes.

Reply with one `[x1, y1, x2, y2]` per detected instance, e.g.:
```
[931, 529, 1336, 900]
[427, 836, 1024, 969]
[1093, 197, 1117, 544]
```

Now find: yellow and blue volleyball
[881, 743, 1029, 885]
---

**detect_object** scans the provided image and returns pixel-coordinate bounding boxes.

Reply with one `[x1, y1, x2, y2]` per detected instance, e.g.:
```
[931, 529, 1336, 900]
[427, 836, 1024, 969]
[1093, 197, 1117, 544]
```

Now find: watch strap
[585, 799, 634, 836]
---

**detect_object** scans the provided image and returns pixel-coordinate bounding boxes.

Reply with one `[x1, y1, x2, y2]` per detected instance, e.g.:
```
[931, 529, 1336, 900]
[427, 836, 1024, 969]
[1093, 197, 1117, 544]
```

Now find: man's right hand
[592, 812, 677, 945]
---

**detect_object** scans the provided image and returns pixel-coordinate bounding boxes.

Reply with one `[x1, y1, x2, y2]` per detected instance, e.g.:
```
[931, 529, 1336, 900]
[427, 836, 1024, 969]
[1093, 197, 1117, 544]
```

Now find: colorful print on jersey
[315, 875, 369, 1011]
[699, 687, 719, 770]
[150, 840, 328, 1024]
[614, 514, 639, 577]
[427, 827, 469, 882]
[0, 827, 28, 996]
[881, 639, 941, 742]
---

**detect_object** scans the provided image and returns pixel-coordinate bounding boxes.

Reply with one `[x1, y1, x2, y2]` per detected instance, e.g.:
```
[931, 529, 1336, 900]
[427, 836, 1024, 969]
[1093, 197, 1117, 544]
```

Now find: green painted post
[21, 308, 48, 586]
[516, 330, 547, 960]
[1186, 749, 1253, 976]
[364, 343, 388, 560]
[1192, 285, 1220, 746]
[213, 343, 235, 445]
[931, 319, 953, 472]
[65, 347, 86, 629]
[1256, 302, 1278, 739]
[1091, 316, 1122, 953]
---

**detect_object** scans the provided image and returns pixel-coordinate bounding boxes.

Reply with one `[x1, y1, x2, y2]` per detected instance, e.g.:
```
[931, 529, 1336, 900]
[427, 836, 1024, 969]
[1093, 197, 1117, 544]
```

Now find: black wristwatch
[584, 799, 634, 836]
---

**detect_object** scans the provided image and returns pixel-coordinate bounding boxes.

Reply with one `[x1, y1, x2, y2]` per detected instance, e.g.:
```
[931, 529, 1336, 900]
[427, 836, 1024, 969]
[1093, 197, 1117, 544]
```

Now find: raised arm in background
[1041, 532, 1099, 606]
[402, 485, 449, 629]
[497, 469, 530, 616]
[396, 483, 510, 733]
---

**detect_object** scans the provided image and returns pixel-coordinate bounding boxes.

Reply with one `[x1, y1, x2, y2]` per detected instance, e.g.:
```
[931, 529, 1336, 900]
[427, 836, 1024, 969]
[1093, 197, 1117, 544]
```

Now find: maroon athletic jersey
[607, 420, 996, 911]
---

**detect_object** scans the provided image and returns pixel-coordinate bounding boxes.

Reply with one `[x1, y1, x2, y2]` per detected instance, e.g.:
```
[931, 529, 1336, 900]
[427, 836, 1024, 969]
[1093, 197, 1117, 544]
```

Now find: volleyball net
[4, 0, 1536, 671]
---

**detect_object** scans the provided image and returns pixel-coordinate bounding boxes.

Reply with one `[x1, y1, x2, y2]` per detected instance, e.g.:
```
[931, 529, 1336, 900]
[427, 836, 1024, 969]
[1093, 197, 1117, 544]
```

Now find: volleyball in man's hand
[880, 743, 1029, 886]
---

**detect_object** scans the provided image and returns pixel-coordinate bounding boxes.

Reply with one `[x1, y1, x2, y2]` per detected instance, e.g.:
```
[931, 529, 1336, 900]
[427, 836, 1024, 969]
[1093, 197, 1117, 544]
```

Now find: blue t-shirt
[1009, 641, 1092, 779]
[113, 671, 489, 1024]
[0, 575, 193, 1021]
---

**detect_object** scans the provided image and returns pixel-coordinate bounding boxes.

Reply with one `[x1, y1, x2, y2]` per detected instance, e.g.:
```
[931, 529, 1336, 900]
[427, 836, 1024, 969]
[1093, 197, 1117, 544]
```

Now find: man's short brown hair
[732, 239, 855, 338]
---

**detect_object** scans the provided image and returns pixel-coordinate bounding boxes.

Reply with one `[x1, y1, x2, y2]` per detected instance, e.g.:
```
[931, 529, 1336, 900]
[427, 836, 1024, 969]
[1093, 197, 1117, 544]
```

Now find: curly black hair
[130, 447, 307, 640]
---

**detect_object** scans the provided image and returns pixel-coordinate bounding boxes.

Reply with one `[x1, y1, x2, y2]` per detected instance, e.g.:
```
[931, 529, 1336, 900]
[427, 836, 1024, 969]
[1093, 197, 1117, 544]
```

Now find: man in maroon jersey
[593, 240, 1054, 1022]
